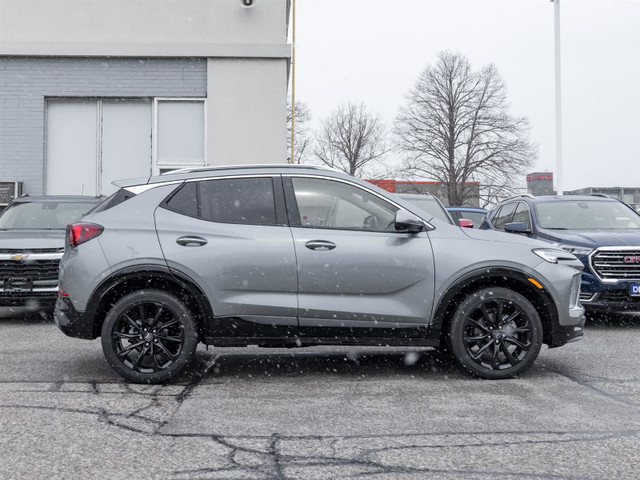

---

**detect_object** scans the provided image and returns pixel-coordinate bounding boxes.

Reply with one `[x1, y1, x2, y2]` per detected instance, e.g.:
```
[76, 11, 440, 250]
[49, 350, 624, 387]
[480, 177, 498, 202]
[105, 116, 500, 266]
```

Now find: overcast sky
[294, 0, 640, 191]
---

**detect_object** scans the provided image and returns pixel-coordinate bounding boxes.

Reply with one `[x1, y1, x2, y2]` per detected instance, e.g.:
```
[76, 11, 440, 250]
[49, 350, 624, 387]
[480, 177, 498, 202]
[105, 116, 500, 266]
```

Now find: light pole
[290, 0, 296, 164]
[552, 0, 563, 195]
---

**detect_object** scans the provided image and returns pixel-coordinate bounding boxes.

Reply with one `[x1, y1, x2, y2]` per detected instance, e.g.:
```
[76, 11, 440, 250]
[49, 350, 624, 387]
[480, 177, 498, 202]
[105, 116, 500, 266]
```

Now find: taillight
[67, 222, 104, 247]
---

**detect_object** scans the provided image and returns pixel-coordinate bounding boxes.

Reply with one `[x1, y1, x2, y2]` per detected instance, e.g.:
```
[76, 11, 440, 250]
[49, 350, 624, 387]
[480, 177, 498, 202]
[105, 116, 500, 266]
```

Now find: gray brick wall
[0, 57, 207, 194]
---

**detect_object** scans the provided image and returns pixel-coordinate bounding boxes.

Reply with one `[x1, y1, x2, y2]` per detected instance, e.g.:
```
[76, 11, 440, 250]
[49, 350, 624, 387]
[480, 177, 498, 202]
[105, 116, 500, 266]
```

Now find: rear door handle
[176, 236, 208, 247]
[305, 240, 336, 251]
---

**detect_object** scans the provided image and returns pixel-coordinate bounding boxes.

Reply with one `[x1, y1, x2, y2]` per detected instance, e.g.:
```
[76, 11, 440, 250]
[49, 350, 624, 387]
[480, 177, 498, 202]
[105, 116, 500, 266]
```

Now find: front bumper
[580, 273, 640, 312]
[54, 296, 95, 339]
[0, 291, 58, 308]
[549, 304, 585, 347]
[580, 292, 640, 311]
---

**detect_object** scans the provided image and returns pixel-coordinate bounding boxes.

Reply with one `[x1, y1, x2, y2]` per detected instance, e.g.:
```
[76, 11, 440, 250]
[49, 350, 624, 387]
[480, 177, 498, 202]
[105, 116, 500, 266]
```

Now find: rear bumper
[54, 296, 95, 339]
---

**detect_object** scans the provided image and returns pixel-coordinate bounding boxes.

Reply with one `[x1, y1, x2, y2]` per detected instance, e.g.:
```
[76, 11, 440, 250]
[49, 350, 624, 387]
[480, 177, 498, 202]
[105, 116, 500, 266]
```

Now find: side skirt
[203, 336, 439, 348]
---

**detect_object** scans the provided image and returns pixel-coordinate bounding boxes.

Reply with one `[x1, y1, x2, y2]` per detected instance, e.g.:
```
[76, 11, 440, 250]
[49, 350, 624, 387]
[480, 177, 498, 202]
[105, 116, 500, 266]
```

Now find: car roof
[502, 194, 618, 204]
[113, 164, 343, 188]
[10, 195, 103, 204]
[397, 193, 436, 199]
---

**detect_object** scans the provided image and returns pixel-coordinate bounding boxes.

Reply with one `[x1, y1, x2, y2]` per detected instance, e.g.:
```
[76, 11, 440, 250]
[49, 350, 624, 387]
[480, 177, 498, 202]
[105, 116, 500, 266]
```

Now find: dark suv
[55, 165, 585, 383]
[483, 194, 640, 313]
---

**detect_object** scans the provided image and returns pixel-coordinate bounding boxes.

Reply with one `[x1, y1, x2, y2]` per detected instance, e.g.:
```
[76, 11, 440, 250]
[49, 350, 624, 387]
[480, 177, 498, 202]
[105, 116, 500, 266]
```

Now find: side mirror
[394, 210, 424, 233]
[504, 221, 531, 234]
[458, 218, 474, 229]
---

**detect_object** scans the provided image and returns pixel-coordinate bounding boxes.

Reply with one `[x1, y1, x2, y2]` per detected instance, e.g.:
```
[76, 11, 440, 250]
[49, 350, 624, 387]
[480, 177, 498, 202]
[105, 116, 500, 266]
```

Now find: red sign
[526, 174, 554, 182]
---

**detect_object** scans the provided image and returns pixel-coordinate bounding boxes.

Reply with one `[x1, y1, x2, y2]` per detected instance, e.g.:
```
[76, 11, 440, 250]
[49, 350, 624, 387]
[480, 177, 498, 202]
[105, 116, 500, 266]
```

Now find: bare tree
[287, 99, 312, 164]
[314, 101, 389, 177]
[394, 51, 536, 206]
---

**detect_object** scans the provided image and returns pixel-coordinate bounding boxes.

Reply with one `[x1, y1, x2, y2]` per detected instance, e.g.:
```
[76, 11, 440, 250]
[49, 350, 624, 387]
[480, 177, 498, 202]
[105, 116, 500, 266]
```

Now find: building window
[45, 98, 205, 196]
[155, 99, 205, 171]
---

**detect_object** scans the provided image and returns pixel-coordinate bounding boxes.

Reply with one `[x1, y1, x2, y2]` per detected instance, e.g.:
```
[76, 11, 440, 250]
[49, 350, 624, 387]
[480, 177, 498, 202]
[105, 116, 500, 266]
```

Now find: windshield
[0, 201, 94, 229]
[401, 196, 452, 224]
[535, 200, 640, 230]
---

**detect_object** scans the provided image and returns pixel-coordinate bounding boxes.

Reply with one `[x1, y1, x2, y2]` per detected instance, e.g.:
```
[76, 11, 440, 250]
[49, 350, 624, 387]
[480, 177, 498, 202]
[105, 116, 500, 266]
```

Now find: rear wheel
[449, 287, 543, 379]
[101, 289, 198, 384]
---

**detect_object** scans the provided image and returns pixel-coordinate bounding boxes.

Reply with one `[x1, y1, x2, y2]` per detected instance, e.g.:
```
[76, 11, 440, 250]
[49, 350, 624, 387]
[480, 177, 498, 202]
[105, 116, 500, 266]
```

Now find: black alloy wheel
[449, 287, 543, 379]
[101, 289, 198, 384]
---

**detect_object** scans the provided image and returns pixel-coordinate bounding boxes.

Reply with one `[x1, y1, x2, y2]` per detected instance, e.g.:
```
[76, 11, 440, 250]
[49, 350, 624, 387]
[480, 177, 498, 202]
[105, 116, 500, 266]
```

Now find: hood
[537, 229, 640, 248]
[461, 226, 552, 249]
[0, 230, 65, 250]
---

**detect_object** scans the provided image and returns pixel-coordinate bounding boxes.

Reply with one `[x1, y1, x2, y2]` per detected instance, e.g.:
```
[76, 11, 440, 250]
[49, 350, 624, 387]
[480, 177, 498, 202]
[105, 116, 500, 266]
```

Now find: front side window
[512, 202, 532, 230]
[291, 178, 398, 231]
[492, 202, 517, 230]
[164, 177, 277, 226]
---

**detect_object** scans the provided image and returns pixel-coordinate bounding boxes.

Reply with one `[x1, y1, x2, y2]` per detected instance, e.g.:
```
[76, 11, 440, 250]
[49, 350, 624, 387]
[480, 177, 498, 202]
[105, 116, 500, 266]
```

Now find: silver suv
[54, 165, 585, 383]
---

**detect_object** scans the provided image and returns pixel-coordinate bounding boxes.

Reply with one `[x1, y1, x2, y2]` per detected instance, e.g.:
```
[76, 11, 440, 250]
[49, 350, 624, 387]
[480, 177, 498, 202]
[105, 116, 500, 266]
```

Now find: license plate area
[630, 283, 640, 296]
[4, 278, 32, 292]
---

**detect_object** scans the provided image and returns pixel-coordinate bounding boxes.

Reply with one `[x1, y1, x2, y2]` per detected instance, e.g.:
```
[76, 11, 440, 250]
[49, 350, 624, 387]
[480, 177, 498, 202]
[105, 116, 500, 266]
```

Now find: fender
[85, 264, 214, 337]
[429, 267, 558, 343]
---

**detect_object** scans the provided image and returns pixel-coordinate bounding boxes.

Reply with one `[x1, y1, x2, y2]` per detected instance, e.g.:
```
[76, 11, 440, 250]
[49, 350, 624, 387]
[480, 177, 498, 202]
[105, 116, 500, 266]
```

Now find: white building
[0, 0, 291, 197]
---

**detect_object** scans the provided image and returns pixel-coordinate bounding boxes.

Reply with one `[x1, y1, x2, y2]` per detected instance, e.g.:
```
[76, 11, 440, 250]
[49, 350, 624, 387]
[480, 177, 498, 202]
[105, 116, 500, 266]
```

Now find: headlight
[533, 248, 578, 264]
[557, 244, 594, 256]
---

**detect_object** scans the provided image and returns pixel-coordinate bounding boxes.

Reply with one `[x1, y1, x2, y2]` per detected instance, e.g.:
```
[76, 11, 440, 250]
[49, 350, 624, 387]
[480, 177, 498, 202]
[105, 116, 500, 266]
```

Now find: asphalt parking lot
[2, 312, 640, 480]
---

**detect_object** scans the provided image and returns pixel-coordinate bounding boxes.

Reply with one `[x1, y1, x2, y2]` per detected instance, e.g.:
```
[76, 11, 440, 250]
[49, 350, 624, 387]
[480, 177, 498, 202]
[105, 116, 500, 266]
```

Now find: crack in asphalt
[2, 353, 640, 479]
[539, 363, 640, 408]
[2, 379, 637, 480]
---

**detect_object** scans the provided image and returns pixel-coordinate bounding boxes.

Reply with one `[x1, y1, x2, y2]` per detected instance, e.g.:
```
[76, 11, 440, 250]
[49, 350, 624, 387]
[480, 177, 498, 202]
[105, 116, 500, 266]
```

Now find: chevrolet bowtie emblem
[10, 254, 25, 261]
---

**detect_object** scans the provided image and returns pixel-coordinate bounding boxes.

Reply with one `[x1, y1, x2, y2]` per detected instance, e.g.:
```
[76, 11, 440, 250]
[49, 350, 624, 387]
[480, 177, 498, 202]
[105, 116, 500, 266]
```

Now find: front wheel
[101, 289, 198, 384]
[448, 287, 543, 379]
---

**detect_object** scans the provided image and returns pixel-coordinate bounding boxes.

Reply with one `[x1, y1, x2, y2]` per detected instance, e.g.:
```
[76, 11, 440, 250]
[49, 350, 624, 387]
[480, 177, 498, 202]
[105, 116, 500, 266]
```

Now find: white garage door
[45, 98, 205, 196]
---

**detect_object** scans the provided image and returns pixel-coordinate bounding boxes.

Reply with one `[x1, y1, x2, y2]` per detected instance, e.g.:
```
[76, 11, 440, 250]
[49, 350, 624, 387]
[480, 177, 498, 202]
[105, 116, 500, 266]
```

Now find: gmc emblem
[624, 256, 640, 264]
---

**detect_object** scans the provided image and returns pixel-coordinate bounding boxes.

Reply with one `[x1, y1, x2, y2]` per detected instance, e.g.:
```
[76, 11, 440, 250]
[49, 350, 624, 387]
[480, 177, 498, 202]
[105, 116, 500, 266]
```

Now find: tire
[448, 287, 543, 379]
[101, 289, 199, 384]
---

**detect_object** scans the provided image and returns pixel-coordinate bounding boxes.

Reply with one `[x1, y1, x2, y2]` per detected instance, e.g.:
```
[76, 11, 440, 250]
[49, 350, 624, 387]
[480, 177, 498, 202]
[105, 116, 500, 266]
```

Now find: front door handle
[176, 236, 208, 247]
[305, 240, 336, 251]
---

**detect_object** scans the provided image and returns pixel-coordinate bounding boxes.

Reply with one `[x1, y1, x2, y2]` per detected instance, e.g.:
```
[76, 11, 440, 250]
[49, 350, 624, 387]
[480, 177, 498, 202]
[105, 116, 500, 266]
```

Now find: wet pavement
[1, 313, 640, 479]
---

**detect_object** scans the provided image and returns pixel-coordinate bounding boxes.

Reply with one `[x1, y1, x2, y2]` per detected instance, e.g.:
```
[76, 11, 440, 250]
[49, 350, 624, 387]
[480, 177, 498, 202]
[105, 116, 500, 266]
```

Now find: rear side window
[164, 177, 277, 226]
[200, 178, 276, 225]
[90, 189, 136, 214]
[164, 182, 198, 217]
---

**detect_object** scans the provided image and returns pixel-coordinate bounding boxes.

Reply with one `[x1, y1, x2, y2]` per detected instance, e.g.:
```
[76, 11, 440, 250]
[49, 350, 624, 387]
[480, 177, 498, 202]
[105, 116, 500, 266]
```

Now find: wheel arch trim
[85, 264, 214, 338]
[430, 267, 559, 345]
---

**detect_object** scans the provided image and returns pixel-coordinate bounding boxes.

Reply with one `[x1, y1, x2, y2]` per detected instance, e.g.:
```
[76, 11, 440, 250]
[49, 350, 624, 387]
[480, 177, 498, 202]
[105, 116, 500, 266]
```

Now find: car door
[154, 175, 298, 337]
[284, 175, 436, 336]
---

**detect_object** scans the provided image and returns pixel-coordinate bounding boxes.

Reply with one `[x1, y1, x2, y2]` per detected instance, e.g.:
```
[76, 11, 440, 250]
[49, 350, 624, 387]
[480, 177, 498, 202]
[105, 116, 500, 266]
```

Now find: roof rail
[589, 193, 610, 198]
[161, 164, 338, 175]
[503, 193, 534, 201]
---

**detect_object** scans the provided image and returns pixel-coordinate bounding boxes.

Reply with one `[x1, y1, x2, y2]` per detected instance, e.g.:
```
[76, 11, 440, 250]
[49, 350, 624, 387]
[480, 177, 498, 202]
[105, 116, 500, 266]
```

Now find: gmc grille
[590, 248, 640, 282]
